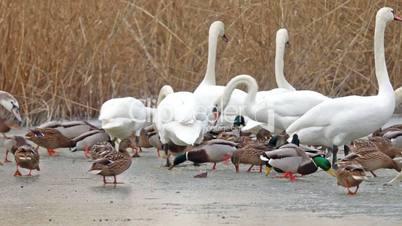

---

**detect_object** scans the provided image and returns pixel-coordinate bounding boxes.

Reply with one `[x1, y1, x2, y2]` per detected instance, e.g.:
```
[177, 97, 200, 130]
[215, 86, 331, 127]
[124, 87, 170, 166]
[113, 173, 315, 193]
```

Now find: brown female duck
[0, 91, 22, 137]
[3, 136, 29, 163]
[26, 127, 111, 156]
[88, 137, 132, 184]
[25, 128, 74, 156]
[39, 120, 98, 138]
[14, 145, 40, 176]
[88, 142, 115, 160]
[342, 147, 401, 175]
[336, 162, 367, 195]
[351, 137, 402, 159]
[231, 142, 269, 173]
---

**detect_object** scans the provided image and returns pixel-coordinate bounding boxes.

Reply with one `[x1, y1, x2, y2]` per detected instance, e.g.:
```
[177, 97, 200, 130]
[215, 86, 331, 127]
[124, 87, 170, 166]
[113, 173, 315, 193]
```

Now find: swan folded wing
[164, 122, 203, 145]
[268, 91, 329, 117]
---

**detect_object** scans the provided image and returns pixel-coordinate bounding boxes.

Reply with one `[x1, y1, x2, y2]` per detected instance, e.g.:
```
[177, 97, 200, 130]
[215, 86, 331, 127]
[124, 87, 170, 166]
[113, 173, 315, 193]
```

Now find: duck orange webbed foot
[14, 170, 22, 177]
[47, 148, 57, 156]
[279, 172, 297, 182]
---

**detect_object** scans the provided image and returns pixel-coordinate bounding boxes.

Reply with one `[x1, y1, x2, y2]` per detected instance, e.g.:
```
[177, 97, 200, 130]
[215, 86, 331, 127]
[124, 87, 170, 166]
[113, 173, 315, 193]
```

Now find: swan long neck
[218, 75, 257, 113]
[201, 27, 220, 86]
[374, 16, 393, 97]
[157, 85, 174, 106]
[275, 35, 295, 91]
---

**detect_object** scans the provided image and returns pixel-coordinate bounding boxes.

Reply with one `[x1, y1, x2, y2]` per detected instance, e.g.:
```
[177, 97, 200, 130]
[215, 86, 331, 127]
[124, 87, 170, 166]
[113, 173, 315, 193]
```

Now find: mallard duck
[39, 120, 98, 139]
[260, 135, 336, 181]
[0, 91, 22, 137]
[147, 130, 163, 157]
[256, 128, 272, 143]
[372, 124, 402, 137]
[88, 141, 115, 160]
[342, 147, 401, 175]
[336, 162, 367, 195]
[72, 129, 112, 156]
[14, 145, 40, 176]
[26, 126, 111, 157]
[88, 137, 132, 184]
[3, 136, 29, 163]
[351, 137, 402, 159]
[25, 128, 75, 156]
[168, 139, 237, 170]
[231, 142, 268, 173]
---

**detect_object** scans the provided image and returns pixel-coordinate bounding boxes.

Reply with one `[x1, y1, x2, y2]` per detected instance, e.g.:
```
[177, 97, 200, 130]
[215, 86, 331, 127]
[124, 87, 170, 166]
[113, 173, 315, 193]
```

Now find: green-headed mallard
[260, 135, 336, 181]
[168, 139, 237, 170]
[14, 145, 40, 176]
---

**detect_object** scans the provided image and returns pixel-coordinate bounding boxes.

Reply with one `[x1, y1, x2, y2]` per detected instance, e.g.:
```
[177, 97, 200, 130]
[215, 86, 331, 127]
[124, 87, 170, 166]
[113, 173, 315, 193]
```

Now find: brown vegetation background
[1, 0, 402, 125]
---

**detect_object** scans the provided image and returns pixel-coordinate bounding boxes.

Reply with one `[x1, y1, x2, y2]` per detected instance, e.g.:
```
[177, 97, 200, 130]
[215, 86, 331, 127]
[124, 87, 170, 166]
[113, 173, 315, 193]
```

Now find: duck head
[259, 152, 273, 176]
[168, 152, 188, 170]
[312, 155, 336, 176]
[233, 115, 245, 128]
[291, 134, 299, 146]
[25, 129, 45, 140]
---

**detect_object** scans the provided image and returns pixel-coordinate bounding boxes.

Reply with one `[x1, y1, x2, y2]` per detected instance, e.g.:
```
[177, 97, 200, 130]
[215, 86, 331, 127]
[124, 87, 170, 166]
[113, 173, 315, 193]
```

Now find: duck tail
[88, 170, 102, 175]
[352, 175, 368, 181]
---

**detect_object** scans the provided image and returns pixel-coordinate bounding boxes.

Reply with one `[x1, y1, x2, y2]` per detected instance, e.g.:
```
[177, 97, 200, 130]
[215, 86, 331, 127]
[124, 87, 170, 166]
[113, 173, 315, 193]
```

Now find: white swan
[274, 28, 296, 91]
[193, 21, 248, 127]
[215, 75, 328, 132]
[286, 7, 401, 164]
[155, 91, 208, 147]
[99, 86, 173, 140]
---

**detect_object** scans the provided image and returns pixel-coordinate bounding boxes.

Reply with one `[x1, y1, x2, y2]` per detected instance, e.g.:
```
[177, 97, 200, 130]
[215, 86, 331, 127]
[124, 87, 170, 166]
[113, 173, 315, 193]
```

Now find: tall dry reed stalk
[1, 0, 402, 125]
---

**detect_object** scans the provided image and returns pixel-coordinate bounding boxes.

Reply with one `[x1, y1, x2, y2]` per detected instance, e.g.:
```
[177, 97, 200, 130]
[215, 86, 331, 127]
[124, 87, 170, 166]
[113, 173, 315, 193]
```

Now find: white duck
[286, 7, 401, 166]
[99, 85, 174, 140]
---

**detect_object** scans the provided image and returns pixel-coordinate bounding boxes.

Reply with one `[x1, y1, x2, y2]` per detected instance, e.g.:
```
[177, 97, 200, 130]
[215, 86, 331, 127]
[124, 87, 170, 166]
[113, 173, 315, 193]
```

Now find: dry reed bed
[1, 0, 402, 125]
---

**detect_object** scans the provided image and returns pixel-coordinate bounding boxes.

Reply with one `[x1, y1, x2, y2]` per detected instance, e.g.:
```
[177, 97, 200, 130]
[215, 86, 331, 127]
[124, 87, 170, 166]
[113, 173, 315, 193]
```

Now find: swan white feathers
[286, 7, 400, 147]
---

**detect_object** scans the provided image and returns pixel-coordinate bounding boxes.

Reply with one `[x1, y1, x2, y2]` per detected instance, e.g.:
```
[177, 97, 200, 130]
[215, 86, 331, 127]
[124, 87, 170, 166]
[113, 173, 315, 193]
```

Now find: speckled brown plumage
[231, 143, 267, 173]
[3, 136, 30, 163]
[88, 138, 132, 184]
[25, 128, 75, 156]
[336, 162, 367, 195]
[14, 145, 40, 176]
[89, 142, 115, 160]
[350, 137, 402, 159]
[342, 147, 401, 173]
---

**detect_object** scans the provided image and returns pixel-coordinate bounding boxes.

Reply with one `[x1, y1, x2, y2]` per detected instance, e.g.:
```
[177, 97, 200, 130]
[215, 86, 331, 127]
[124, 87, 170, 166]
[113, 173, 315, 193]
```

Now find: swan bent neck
[275, 29, 295, 91]
[200, 21, 225, 87]
[374, 9, 394, 98]
[217, 74, 258, 114]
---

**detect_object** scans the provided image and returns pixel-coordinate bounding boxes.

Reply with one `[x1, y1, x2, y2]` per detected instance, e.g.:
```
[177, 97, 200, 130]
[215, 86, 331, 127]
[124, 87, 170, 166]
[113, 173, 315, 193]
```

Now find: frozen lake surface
[0, 118, 402, 225]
